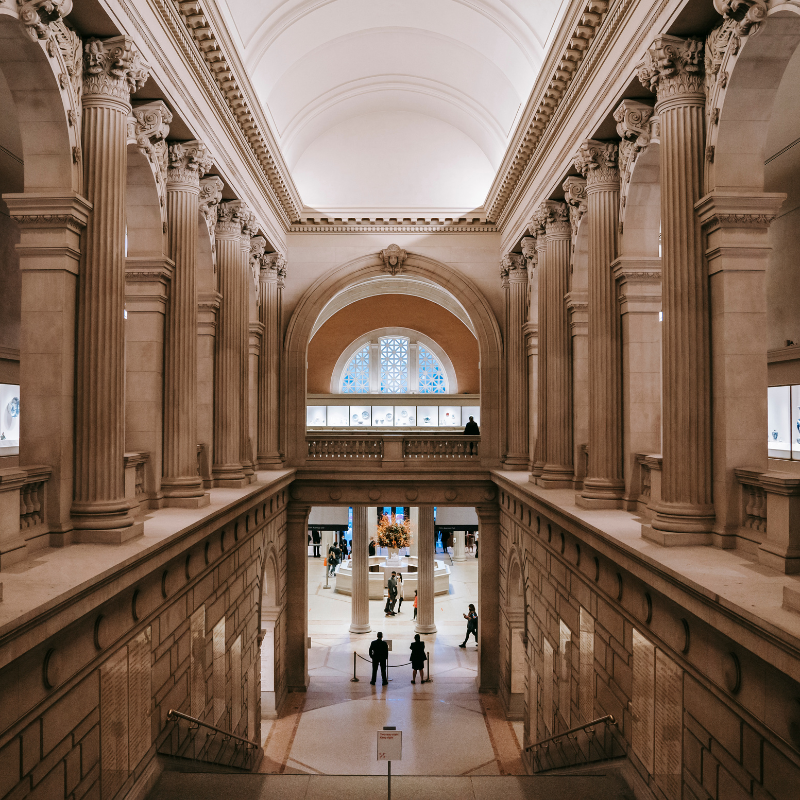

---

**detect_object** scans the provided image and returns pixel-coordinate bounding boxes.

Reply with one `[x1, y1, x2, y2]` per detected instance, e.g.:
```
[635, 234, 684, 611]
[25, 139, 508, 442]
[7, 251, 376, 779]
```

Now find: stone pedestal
[540, 201, 574, 488]
[502, 253, 528, 467]
[415, 506, 437, 634]
[350, 505, 371, 633]
[758, 473, 800, 574]
[453, 530, 466, 562]
[638, 36, 714, 538]
[162, 141, 213, 507]
[574, 141, 625, 508]
[72, 37, 149, 539]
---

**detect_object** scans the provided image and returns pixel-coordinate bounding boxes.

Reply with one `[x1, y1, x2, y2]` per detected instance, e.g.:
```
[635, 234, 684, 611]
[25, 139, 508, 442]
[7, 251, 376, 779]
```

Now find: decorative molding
[165, 0, 301, 223]
[83, 36, 149, 102]
[713, 0, 767, 36]
[18, 0, 72, 42]
[485, 0, 611, 223]
[379, 244, 408, 276]
[637, 35, 705, 102]
[290, 220, 497, 234]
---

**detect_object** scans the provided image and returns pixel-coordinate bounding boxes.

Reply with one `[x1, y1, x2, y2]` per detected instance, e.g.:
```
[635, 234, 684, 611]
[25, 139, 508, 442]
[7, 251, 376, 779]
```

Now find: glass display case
[393, 405, 417, 426]
[326, 406, 350, 427]
[307, 405, 326, 427]
[349, 405, 371, 426]
[417, 408, 438, 427]
[0, 384, 20, 452]
[438, 405, 461, 427]
[461, 406, 480, 425]
[768, 385, 800, 460]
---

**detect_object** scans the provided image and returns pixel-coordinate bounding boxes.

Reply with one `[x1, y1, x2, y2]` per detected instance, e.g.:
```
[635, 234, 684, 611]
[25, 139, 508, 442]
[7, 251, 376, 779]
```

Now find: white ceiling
[216, 0, 566, 214]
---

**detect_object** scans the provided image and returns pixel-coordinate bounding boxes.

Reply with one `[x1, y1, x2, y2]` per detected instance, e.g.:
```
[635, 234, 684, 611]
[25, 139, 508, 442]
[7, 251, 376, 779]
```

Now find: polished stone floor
[260, 551, 526, 776]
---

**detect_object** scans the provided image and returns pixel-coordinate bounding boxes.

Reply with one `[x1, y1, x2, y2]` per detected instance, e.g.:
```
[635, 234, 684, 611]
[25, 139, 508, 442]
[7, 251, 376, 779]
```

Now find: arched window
[334, 328, 456, 394]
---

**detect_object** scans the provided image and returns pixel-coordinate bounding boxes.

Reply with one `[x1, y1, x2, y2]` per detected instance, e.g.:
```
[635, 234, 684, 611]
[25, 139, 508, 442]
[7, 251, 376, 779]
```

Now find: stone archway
[284, 251, 504, 466]
[259, 546, 283, 718]
[503, 550, 526, 719]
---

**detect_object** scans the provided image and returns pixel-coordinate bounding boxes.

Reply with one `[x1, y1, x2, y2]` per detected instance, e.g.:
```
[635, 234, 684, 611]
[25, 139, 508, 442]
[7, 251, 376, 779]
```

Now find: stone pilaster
[239, 210, 257, 482]
[501, 252, 528, 468]
[350, 505, 371, 633]
[162, 140, 213, 507]
[212, 201, 248, 487]
[258, 252, 285, 468]
[286, 502, 311, 691]
[540, 201, 574, 488]
[530, 209, 548, 479]
[638, 35, 715, 540]
[522, 237, 538, 473]
[574, 140, 625, 508]
[476, 503, 500, 692]
[72, 37, 148, 540]
[415, 506, 437, 634]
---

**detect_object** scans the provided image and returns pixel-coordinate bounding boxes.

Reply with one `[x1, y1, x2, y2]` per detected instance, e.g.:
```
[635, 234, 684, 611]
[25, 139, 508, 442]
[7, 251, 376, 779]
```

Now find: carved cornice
[485, 0, 611, 223]
[380, 244, 408, 276]
[167, 139, 213, 188]
[18, 0, 73, 42]
[695, 191, 786, 232]
[4, 192, 93, 234]
[714, 0, 767, 36]
[163, 0, 301, 224]
[637, 35, 705, 103]
[540, 200, 571, 238]
[83, 36, 149, 103]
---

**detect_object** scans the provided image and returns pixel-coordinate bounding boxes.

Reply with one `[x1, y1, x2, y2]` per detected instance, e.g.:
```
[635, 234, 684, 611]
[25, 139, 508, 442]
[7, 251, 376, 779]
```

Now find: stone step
[147, 770, 634, 800]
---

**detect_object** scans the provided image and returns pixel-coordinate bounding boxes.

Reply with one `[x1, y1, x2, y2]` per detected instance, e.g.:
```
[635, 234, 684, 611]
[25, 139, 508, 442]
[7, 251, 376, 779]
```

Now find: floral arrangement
[376, 514, 412, 549]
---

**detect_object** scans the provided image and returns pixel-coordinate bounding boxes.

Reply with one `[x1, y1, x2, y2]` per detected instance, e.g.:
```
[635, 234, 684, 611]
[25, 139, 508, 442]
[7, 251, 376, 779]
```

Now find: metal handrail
[166, 709, 258, 750]
[525, 714, 616, 751]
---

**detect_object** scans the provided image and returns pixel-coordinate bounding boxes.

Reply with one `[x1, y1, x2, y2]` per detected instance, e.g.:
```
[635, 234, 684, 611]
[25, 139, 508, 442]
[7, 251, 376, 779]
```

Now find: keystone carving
[380, 243, 407, 276]
[83, 36, 149, 101]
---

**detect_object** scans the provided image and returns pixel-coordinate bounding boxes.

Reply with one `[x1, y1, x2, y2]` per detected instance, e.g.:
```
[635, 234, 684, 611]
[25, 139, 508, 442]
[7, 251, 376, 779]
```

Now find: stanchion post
[351, 651, 359, 682]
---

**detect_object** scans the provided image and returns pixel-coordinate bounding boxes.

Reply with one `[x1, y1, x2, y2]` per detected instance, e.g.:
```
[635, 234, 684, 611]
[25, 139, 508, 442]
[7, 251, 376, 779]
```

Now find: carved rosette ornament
[638, 36, 705, 107]
[167, 140, 213, 188]
[83, 36, 149, 106]
[249, 236, 267, 291]
[562, 176, 588, 241]
[18, 0, 73, 42]
[380, 243, 407, 276]
[713, 0, 767, 36]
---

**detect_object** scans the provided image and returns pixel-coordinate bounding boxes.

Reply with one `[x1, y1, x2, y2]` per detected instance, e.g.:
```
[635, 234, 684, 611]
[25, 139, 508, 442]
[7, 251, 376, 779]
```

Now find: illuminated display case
[767, 385, 800, 460]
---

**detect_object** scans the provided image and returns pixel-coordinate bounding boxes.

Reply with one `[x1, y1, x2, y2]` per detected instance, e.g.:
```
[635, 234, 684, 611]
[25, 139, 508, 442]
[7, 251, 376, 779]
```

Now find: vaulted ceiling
[215, 0, 566, 213]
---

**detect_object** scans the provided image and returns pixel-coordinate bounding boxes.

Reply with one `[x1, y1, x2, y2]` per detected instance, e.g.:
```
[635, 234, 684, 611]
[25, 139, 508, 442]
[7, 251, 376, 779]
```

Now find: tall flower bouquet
[376, 514, 412, 549]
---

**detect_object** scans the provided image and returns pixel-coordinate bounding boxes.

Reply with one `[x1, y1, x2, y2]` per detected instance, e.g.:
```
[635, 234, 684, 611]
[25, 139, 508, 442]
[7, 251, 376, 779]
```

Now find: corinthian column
[258, 252, 285, 468]
[540, 201, 574, 488]
[350, 505, 371, 634]
[415, 506, 437, 634]
[72, 37, 148, 538]
[239, 211, 257, 483]
[638, 36, 714, 538]
[574, 140, 624, 508]
[521, 236, 538, 472]
[212, 201, 248, 487]
[162, 141, 213, 507]
[530, 210, 548, 479]
[502, 253, 529, 467]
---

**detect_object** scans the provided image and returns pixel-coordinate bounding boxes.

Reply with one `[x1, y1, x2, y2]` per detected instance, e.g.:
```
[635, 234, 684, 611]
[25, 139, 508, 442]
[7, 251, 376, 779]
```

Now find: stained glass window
[380, 337, 409, 393]
[418, 344, 446, 393]
[341, 344, 370, 393]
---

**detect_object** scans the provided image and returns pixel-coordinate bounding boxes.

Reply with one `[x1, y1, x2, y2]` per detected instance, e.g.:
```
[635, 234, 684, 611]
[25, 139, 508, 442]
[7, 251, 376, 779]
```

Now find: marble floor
[260, 552, 525, 776]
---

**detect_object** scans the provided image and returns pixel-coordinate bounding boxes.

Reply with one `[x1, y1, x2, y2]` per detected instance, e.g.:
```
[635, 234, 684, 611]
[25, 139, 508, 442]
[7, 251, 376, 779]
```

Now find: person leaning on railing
[463, 415, 479, 455]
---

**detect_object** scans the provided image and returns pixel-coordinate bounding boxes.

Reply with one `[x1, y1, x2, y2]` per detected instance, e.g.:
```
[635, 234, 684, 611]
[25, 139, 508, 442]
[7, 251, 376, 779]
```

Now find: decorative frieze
[83, 36, 149, 103]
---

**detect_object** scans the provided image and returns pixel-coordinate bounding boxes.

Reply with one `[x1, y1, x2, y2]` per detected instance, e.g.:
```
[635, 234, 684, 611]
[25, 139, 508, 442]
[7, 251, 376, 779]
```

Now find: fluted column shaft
[212, 204, 246, 486]
[415, 506, 437, 634]
[163, 142, 212, 505]
[258, 254, 284, 467]
[240, 231, 255, 481]
[532, 228, 548, 477]
[502, 254, 528, 467]
[575, 142, 624, 507]
[541, 203, 574, 487]
[639, 36, 714, 534]
[72, 37, 148, 533]
[350, 505, 371, 633]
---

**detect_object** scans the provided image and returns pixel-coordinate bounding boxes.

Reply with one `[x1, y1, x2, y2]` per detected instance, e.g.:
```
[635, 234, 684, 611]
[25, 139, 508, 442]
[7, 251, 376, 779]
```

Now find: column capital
[129, 100, 172, 165]
[18, 0, 73, 42]
[215, 200, 249, 238]
[199, 175, 224, 228]
[521, 236, 537, 268]
[637, 35, 705, 106]
[713, 0, 767, 36]
[260, 252, 286, 285]
[250, 236, 267, 290]
[614, 99, 655, 149]
[529, 204, 548, 238]
[500, 253, 526, 286]
[573, 140, 619, 189]
[83, 36, 149, 106]
[167, 140, 213, 189]
[239, 207, 258, 241]
[562, 176, 587, 237]
[695, 190, 786, 231]
[540, 200, 571, 239]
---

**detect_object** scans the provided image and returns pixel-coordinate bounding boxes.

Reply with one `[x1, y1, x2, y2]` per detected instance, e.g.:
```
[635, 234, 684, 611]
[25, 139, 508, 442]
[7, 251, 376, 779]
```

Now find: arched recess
[125, 146, 167, 259]
[258, 545, 283, 718]
[570, 214, 590, 483]
[504, 549, 527, 720]
[284, 252, 504, 465]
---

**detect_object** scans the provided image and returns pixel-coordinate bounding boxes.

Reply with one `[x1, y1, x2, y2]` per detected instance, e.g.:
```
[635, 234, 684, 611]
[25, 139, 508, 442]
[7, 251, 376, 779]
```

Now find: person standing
[459, 604, 478, 647]
[396, 573, 404, 613]
[413, 590, 418, 620]
[368, 538, 376, 557]
[369, 632, 389, 685]
[409, 634, 427, 684]
[311, 530, 321, 557]
[463, 415, 480, 455]
[385, 571, 398, 616]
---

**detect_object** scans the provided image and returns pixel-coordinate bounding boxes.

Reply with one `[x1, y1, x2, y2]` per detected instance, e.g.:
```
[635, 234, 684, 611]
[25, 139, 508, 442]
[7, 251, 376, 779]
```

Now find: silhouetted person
[410, 634, 427, 684]
[463, 416, 480, 435]
[369, 632, 389, 685]
[369, 538, 376, 557]
[459, 603, 478, 647]
[311, 530, 321, 557]
[385, 571, 398, 616]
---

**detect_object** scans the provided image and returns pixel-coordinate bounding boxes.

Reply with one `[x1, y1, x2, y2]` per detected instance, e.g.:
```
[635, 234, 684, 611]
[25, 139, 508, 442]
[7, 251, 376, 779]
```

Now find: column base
[415, 622, 437, 634]
[349, 623, 372, 634]
[71, 499, 138, 532]
[641, 524, 712, 547]
[213, 477, 250, 488]
[72, 521, 145, 544]
[758, 541, 800, 574]
[163, 493, 211, 509]
[530, 461, 545, 478]
[257, 454, 284, 469]
[503, 454, 529, 469]
[538, 464, 574, 489]
[576, 479, 625, 509]
[212, 464, 247, 487]
[576, 495, 622, 510]
[650, 501, 715, 534]
[453, 555, 467, 562]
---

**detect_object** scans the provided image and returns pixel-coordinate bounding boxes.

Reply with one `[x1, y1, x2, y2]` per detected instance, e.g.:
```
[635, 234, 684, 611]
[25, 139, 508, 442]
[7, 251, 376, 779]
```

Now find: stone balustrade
[305, 434, 481, 467]
[734, 468, 768, 538]
[633, 453, 663, 519]
[124, 451, 151, 518]
[0, 464, 52, 568]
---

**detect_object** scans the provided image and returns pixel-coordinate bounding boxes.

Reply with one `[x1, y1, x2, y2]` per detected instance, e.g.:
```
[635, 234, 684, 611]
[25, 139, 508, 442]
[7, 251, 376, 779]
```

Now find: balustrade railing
[526, 715, 622, 773]
[19, 466, 50, 532]
[404, 436, 480, 460]
[305, 434, 481, 464]
[307, 437, 384, 459]
[734, 468, 767, 536]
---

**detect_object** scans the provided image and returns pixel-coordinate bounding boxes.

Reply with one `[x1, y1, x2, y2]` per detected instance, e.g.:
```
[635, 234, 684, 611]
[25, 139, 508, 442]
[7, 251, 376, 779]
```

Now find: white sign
[377, 730, 402, 761]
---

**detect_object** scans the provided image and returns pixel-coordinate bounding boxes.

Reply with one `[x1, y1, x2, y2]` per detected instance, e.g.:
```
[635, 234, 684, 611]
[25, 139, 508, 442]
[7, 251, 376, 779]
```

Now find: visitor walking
[369, 632, 389, 686]
[396, 573, 404, 613]
[385, 571, 398, 616]
[413, 590, 418, 620]
[459, 603, 478, 647]
[410, 634, 427, 684]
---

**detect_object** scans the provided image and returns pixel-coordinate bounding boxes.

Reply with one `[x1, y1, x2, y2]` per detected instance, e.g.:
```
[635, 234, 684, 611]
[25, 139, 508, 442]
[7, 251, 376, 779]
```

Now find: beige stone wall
[497, 488, 800, 798]
[0, 485, 288, 800]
